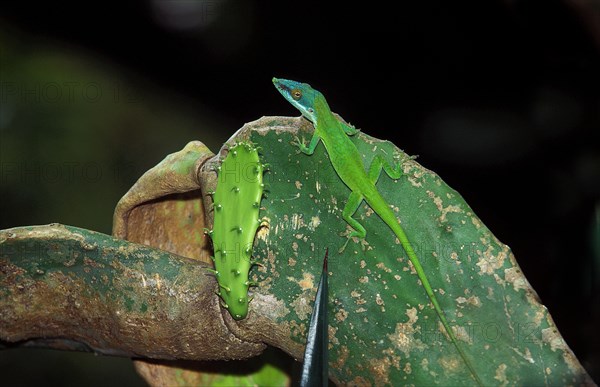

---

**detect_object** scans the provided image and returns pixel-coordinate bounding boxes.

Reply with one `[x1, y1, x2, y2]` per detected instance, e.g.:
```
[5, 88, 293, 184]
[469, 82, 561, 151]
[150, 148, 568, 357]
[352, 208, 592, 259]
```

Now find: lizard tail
[367, 193, 484, 386]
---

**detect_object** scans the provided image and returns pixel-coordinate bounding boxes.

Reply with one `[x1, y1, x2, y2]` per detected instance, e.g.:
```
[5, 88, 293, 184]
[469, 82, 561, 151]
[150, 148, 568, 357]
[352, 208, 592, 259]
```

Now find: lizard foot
[338, 233, 367, 254]
[290, 135, 303, 146]
[291, 136, 309, 154]
[338, 236, 352, 254]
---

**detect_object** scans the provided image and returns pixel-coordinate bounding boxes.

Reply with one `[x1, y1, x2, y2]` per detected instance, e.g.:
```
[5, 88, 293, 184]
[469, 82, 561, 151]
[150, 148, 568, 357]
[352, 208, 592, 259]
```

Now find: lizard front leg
[291, 132, 321, 155]
[368, 154, 403, 182]
[341, 122, 360, 136]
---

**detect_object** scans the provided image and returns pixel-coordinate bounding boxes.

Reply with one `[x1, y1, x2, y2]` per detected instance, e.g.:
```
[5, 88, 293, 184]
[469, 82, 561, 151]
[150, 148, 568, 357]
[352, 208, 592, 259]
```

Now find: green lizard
[272, 77, 483, 386]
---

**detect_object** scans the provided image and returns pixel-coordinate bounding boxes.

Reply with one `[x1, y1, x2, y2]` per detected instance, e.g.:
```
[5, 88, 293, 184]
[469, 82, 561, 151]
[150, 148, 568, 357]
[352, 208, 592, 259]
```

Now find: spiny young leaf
[208, 142, 265, 320]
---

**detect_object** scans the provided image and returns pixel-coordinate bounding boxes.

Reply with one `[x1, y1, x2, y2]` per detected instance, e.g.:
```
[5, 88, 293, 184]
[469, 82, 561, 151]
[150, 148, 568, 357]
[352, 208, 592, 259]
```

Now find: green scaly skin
[207, 142, 266, 320]
[273, 77, 483, 386]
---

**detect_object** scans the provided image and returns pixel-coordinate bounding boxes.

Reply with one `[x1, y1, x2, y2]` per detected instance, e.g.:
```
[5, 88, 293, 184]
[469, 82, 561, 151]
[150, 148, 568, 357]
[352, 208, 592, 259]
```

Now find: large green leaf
[1, 116, 592, 386]
[239, 118, 591, 386]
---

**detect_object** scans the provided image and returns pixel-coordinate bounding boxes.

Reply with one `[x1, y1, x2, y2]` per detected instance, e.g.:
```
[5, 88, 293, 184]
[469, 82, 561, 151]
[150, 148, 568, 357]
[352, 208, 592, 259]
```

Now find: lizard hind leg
[339, 154, 403, 253]
[339, 191, 367, 253]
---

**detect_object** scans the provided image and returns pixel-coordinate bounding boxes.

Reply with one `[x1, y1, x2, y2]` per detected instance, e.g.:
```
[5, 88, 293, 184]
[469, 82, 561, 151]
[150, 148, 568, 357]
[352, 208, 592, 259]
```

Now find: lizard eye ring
[291, 89, 302, 100]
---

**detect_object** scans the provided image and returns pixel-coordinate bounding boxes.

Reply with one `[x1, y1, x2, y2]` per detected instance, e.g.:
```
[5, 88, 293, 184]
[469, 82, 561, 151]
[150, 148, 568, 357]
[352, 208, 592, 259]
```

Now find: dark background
[1, 1, 598, 385]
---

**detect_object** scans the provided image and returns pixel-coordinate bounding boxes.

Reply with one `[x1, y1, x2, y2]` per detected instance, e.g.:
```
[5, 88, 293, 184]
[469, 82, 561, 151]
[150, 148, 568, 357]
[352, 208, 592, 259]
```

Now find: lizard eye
[291, 89, 302, 100]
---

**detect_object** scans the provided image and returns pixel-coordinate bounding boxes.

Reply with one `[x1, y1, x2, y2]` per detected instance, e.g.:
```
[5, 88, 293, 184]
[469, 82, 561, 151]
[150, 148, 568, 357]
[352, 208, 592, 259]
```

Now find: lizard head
[272, 77, 324, 123]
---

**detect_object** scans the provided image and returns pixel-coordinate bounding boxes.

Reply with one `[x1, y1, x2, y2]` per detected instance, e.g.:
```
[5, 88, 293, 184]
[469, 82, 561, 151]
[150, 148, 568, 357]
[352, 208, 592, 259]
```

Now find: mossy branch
[0, 224, 264, 360]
